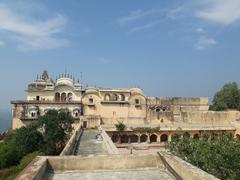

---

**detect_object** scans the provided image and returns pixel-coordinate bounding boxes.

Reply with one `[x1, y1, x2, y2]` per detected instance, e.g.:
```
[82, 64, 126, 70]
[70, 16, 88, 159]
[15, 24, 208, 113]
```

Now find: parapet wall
[100, 127, 119, 154]
[158, 152, 218, 180]
[60, 125, 83, 156]
[181, 110, 239, 124]
[47, 154, 164, 171]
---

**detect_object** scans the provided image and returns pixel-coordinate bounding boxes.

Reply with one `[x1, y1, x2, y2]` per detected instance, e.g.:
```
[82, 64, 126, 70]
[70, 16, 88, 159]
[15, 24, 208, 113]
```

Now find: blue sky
[0, 0, 240, 110]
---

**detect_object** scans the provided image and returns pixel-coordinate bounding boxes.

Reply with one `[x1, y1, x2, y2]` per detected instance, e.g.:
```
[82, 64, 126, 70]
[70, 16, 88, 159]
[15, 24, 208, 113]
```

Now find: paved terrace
[74, 129, 107, 156]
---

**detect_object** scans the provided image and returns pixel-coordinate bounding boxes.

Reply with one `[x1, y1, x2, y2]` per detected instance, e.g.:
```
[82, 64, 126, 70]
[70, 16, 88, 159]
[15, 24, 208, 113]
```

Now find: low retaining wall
[60, 125, 83, 156]
[47, 154, 164, 171]
[158, 152, 219, 180]
[16, 156, 48, 180]
[99, 126, 119, 154]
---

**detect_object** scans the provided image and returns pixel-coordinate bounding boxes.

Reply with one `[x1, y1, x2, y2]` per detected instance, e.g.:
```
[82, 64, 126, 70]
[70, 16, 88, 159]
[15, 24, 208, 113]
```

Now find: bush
[131, 127, 160, 133]
[115, 121, 126, 131]
[0, 142, 20, 169]
[167, 133, 240, 179]
[9, 124, 43, 157]
[0, 151, 39, 180]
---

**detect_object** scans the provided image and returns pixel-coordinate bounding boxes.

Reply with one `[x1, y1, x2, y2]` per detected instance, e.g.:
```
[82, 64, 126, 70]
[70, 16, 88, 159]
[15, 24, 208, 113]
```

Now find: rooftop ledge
[10, 100, 82, 105]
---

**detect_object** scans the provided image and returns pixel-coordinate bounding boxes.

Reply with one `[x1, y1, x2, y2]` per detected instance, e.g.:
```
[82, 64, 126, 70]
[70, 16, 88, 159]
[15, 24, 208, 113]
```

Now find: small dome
[56, 77, 74, 87]
[130, 88, 144, 95]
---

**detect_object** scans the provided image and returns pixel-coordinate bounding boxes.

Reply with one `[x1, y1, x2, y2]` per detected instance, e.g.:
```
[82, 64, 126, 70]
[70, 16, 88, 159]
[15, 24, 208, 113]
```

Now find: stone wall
[181, 110, 239, 124]
[100, 127, 119, 154]
[60, 125, 83, 156]
[47, 154, 164, 171]
[158, 152, 219, 180]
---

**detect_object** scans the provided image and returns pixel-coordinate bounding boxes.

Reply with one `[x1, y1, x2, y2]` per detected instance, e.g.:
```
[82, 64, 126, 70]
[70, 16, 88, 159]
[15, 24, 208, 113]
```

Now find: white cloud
[116, 9, 156, 25]
[195, 36, 216, 50]
[195, 0, 240, 25]
[196, 28, 205, 33]
[0, 3, 68, 51]
[130, 20, 162, 33]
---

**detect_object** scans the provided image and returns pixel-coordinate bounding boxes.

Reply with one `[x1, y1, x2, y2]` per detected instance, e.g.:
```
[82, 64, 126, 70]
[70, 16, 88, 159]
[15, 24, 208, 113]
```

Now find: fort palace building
[11, 71, 240, 144]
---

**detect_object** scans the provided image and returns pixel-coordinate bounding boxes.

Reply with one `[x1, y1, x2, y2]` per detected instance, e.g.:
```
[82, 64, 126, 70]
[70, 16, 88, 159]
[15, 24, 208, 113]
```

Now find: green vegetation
[167, 132, 240, 179]
[0, 151, 39, 180]
[131, 126, 160, 133]
[210, 82, 240, 111]
[0, 109, 74, 179]
[115, 121, 126, 131]
[38, 110, 74, 155]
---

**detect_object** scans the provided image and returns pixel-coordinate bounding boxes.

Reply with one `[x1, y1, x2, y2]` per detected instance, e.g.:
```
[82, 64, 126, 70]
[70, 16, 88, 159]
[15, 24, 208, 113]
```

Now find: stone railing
[158, 152, 219, 180]
[60, 125, 83, 156]
[99, 126, 119, 154]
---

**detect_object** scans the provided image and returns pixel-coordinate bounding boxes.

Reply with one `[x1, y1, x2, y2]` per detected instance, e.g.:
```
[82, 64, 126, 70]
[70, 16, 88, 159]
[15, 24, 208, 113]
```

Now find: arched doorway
[130, 135, 138, 143]
[121, 135, 129, 143]
[193, 134, 199, 139]
[140, 134, 148, 143]
[111, 134, 119, 143]
[160, 134, 168, 142]
[61, 92, 66, 101]
[55, 92, 60, 101]
[150, 134, 157, 143]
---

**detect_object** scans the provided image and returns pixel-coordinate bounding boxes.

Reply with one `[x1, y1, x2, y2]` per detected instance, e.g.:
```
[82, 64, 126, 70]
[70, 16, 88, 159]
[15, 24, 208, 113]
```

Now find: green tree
[0, 142, 20, 169]
[38, 109, 74, 155]
[167, 133, 240, 179]
[9, 124, 43, 157]
[210, 82, 240, 111]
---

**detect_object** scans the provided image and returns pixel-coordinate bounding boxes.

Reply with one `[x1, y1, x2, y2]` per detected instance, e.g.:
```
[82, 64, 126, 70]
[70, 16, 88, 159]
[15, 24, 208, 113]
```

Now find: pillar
[168, 134, 171, 142]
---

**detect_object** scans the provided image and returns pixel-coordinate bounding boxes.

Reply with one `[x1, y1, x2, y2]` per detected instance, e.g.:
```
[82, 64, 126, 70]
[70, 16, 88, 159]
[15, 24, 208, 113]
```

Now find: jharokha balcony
[10, 100, 82, 105]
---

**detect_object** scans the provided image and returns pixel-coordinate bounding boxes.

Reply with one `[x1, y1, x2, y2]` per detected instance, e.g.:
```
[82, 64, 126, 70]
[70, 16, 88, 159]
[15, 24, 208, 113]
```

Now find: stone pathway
[75, 129, 106, 156]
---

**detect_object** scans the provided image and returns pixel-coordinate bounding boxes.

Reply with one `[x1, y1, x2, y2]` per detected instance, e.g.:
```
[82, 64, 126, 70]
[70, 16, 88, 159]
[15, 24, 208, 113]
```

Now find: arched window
[120, 135, 129, 143]
[111, 135, 119, 143]
[150, 134, 157, 143]
[61, 92, 66, 101]
[130, 135, 138, 143]
[31, 112, 36, 118]
[160, 134, 168, 142]
[104, 94, 110, 101]
[120, 94, 125, 101]
[140, 134, 148, 143]
[55, 92, 60, 101]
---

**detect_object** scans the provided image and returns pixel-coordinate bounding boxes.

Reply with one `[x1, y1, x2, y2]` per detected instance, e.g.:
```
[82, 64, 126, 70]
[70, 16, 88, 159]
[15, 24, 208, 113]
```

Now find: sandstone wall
[181, 110, 239, 124]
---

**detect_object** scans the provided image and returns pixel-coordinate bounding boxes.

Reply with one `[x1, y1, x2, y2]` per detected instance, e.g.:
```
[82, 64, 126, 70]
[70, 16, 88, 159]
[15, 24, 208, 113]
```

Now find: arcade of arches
[108, 130, 235, 144]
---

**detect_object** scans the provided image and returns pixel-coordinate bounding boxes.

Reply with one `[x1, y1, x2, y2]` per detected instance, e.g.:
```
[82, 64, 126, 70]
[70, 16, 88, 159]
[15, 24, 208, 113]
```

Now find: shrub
[10, 124, 43, 157]
[131, 127, 160, 133]
[0, 142, 20, 169]
[167, 133, 240, 179]
[115, 121, 126, 131]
